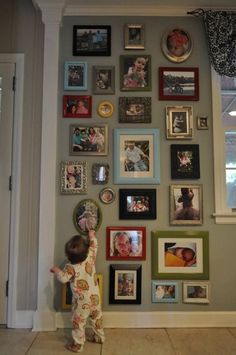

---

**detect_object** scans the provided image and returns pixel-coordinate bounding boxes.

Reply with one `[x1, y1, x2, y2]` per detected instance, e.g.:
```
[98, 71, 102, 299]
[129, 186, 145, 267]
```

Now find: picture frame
[92, 163, 109, 184]
[60, 160, 87, 194]
[124, 24, 145, 50]
[119, 188, 156, 220]
[99, 187, 116, 204]
[73, 25, 111, 56]
[170, 184, 203, 225]
[106, 226, 146, 260]
[109, 264, 142, 304]
[119, 97, 151, 123]
[171, 144, 200, 179]
[159, 67, 199, 101]
[113, 128, 160, 184]
[151, 230, 209, 280]
[120, 55, 151, 91]
[70, 124, 108, 156]
[73, 199, 102, 235]
[97, 101, 114, 118]
[183, 281, 210, 304]
[197, 116, 209, 130]
[161, 28, 193, 63]
[166, 106, 193, 139]
[63, 95, 92, 118]
[92, 65, 115, 94]
[151, 281, 179, 303]
[64, 61, 88, 91]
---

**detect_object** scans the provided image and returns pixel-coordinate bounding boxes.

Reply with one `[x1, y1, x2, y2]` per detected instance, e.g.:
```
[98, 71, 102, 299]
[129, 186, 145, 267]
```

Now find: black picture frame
[73, 25, 111, 56]
[171, 144, 200, 179]
[119, 97, 152, 123]
[109, 264, 142, 304]
[119, 188, 156, 219]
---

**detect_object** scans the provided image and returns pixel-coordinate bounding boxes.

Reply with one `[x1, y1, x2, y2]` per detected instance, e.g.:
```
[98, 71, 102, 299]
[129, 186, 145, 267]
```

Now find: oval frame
[99, 187, 116, 204]
[73, 199, 102, 235]
[98, 101, 114, 118]
[161, 28, 192, 63]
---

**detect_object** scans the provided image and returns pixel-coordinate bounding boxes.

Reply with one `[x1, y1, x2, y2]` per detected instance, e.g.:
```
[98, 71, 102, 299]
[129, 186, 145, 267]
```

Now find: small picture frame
[73, 199, 102, 235]
[183, 281, 210, 304]
[60, 161, 87, 194]
[120, 55, 151, 91]
[161, 28, 192, 63]
[63, 95, 92, 118]
[171, 144, 200, 179]
[92, 65, 115, 94]
[170, 184, 203, 225]
[197, 116, 209, 130]
[119, 188, 156, 220]
[98, 101, 114, 118]
[64, 61, 88, 91]
[99, 187, 116, 204]
[106, 226, 146, 260]
[109, 264, 142, 304]
[124, 24, 145, 50]
[119, 97, 151, 123]
[92, 163, 109, 184]
[151, 281, 179, 303]
[73, 25, 111, 56]
[166, 106, 193, 139]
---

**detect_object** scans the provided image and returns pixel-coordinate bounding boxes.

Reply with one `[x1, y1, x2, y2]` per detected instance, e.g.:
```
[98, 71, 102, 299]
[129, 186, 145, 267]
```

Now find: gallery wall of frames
[55, 15, 218, 312]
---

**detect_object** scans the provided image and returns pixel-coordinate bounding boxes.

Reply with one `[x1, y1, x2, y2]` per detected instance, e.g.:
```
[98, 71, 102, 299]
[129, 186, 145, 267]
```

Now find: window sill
[212, 213, 236, 224]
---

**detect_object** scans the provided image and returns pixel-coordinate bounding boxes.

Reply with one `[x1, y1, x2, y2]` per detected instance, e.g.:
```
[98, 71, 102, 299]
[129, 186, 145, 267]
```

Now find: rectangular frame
[109, 264, 142, 304]
[63, 95, 92, 118]
[119, 188, 156, 220]
[124, 24, 145, 49]
[113, 128, 160, 184]
[151, 281, 179, 303]
[60, 160, 87, 194]
[106, 226, 146, 260]
[119, 97, 151, 123]
[151, 230, 209, 280]
[73, 25, 111, 56]
[159, 67, 199, 101]
[120, 55, 151, 91]
[92, 65, 115, 94]
[64, 61, 88, 91]
[197, 116, 209, 130]
[171, 144, 200, 179]
[183, 281, 210, 304]
[166, 106, 193, 139]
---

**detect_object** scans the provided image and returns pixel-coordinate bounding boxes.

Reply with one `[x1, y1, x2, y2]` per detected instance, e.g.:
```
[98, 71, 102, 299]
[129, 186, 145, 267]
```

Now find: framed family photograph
[119, 97, 151, 123]
[64, 61, 88, 91]
[197, 116, 209, 130]
[63, 95, 92, 118]
[73, 25, 111, 56]
[109, 264, 142, 304]
[159, 67, 199, 101]
[92, 163, 109, 184]
[92, 65, 115, 94]
[151, 230, 209, 280]
[113, 128, 160, 184]
[97, 101, 114, 118]
[99, 187, 116, 204]
[124, 24, 145, 49]
[171, 144, 200, 179]
[151, 281, 179, 303]
[120, 55, 151, 91]
[70, 124, 108, 156]
[60, 160, 87, 194]
[73, 199, 102, 235]
[106, 226, 146, 260]
[161, 28, 192, 63]
[170, 184, 203, 225]
[183, 281, 210, 304]
[119, 188, 156, 220]
[166, 106, 193, 139]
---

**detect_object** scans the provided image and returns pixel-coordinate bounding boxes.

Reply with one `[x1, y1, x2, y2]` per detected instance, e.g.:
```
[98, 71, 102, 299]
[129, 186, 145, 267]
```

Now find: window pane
[225, 131, 236, 167]
[226, 169, 236, 208]
[221, 76, 236, 125]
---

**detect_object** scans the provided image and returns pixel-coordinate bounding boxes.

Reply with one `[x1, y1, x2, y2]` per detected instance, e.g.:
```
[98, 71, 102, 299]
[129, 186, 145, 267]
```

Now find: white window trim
[211, 68, 236, 224]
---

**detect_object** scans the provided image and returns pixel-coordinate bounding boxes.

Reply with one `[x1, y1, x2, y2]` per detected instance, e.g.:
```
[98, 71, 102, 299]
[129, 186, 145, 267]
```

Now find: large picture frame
[119, 188, 156, 220]
[113, 128, 160, 184]
[151, 230, 209, 280]
[109, 264, 142, 304]
[63, 95, 92, 118]
[73, 199, 102, 235]
[124, 24, 145, 50]
[161, 28, 192, 63]
[64, 61, 88, 91]
[73, 25, 111, 56]
[106, 226, 146, 260]
[183, 281, 210, 304]
[60, 160, 87, 194]
[171, 144, 200, 179]
[92, 65, 115, 94]
[119, 97, 151, 123]
[120, 55, 151, 91]
[151, 281, 179, 303]
[159, 67, 199, 101]
[166, 106, 193, 139]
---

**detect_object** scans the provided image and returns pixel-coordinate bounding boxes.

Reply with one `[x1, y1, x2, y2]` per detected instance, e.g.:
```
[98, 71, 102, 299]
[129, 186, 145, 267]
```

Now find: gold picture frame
[124, 24, 145, 50]
[166, 106, 193, 139]
[98, 101, 114, 118]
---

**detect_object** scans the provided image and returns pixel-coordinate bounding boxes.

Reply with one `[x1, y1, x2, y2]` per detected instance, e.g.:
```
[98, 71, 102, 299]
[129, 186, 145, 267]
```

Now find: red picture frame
[63, 95, 92, 118]
[106, 226, 146, 261]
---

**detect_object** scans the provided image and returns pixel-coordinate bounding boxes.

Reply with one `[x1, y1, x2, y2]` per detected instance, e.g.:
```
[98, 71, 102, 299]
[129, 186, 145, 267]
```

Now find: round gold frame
[161, 28, 193, 63]
[98, 101, 114, 118]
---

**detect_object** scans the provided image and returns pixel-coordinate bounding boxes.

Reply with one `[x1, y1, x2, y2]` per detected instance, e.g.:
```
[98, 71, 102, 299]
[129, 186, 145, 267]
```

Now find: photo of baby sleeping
[164, 242, 197, 267]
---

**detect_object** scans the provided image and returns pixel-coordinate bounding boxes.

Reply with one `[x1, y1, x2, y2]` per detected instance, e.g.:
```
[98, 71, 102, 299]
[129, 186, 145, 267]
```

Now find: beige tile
[102, 328, 175, 355]
[167, 328, 236, 355]
[0, 329, 37, 355]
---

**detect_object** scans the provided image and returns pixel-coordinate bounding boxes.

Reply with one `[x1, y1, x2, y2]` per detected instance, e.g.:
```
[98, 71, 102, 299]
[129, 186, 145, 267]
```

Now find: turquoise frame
[151, 280, 179, 303]
[64, 61, 88, 91]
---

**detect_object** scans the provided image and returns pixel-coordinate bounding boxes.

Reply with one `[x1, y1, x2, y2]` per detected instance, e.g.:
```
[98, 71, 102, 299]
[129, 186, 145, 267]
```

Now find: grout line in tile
[227, 328, 236, 339]
[165, 329, 178, 355]
[24, 332, 39, 355]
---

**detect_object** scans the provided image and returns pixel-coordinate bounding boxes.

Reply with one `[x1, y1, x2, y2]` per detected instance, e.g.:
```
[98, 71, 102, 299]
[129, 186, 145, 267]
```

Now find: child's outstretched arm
[88, 229, 98, 263]
[50, 264, 75, 283]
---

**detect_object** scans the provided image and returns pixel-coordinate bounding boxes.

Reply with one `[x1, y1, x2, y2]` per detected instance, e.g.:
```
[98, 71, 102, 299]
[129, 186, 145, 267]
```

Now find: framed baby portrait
[151, 230, 209, 280]
[124, 24, 145, 50]
[120, 55, 151, 91]
[60, 160, 87, 194]
[119, 97, 151, 123]
[73, 199, 102, 235]
[99, 187, 116, 204]
[63, 95, 92, 118]
[106, 226, 146, 260]
[183, 281, 210, 304]
[119, 188, 156, 220]
[161, 28, 193, 63]
[64, 61, 88, 91]
[166, 106, 193, 139]
[151, 281, 179, 303]
[109, 264, 142, 304]
[92, 163, 109, 184]
[171, 144, 200, 179]
[170, 184, 203, 225]
[113, 128, 160, 184]
[92, 65, 115, 94]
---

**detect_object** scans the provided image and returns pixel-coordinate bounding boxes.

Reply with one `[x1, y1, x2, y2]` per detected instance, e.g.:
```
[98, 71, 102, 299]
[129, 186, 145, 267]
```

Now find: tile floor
[0, 327, 236, 355]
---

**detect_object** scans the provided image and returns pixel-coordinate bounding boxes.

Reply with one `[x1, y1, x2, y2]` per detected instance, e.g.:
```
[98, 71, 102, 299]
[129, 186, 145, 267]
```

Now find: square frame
[166, 106, 193, 139]
[60, 160, 87, 194]
[159, 67, 199, 101]
[92, 65, 115, 94]
[64, 61, 88, 91]
[120, 55, 151, 91]
[183, 281, 210, 304]
[151, 281, 179, 303]
[119, 97, 151, 123]
[124, 24, 145, 49]
[109, 264, 142, 304]
[63, 95, 92, 118]
[113, 128, 160, 184]
[151, 230, 209, 280]
[119, 188, 156, 220]
[106, 226, 146, 260]
[197, 116, 209, 130]
[171, 144, 200, 179]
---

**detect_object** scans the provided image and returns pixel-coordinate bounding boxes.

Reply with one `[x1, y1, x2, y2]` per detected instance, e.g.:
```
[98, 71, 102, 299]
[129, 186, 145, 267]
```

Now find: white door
[0, 63, 15, 324]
